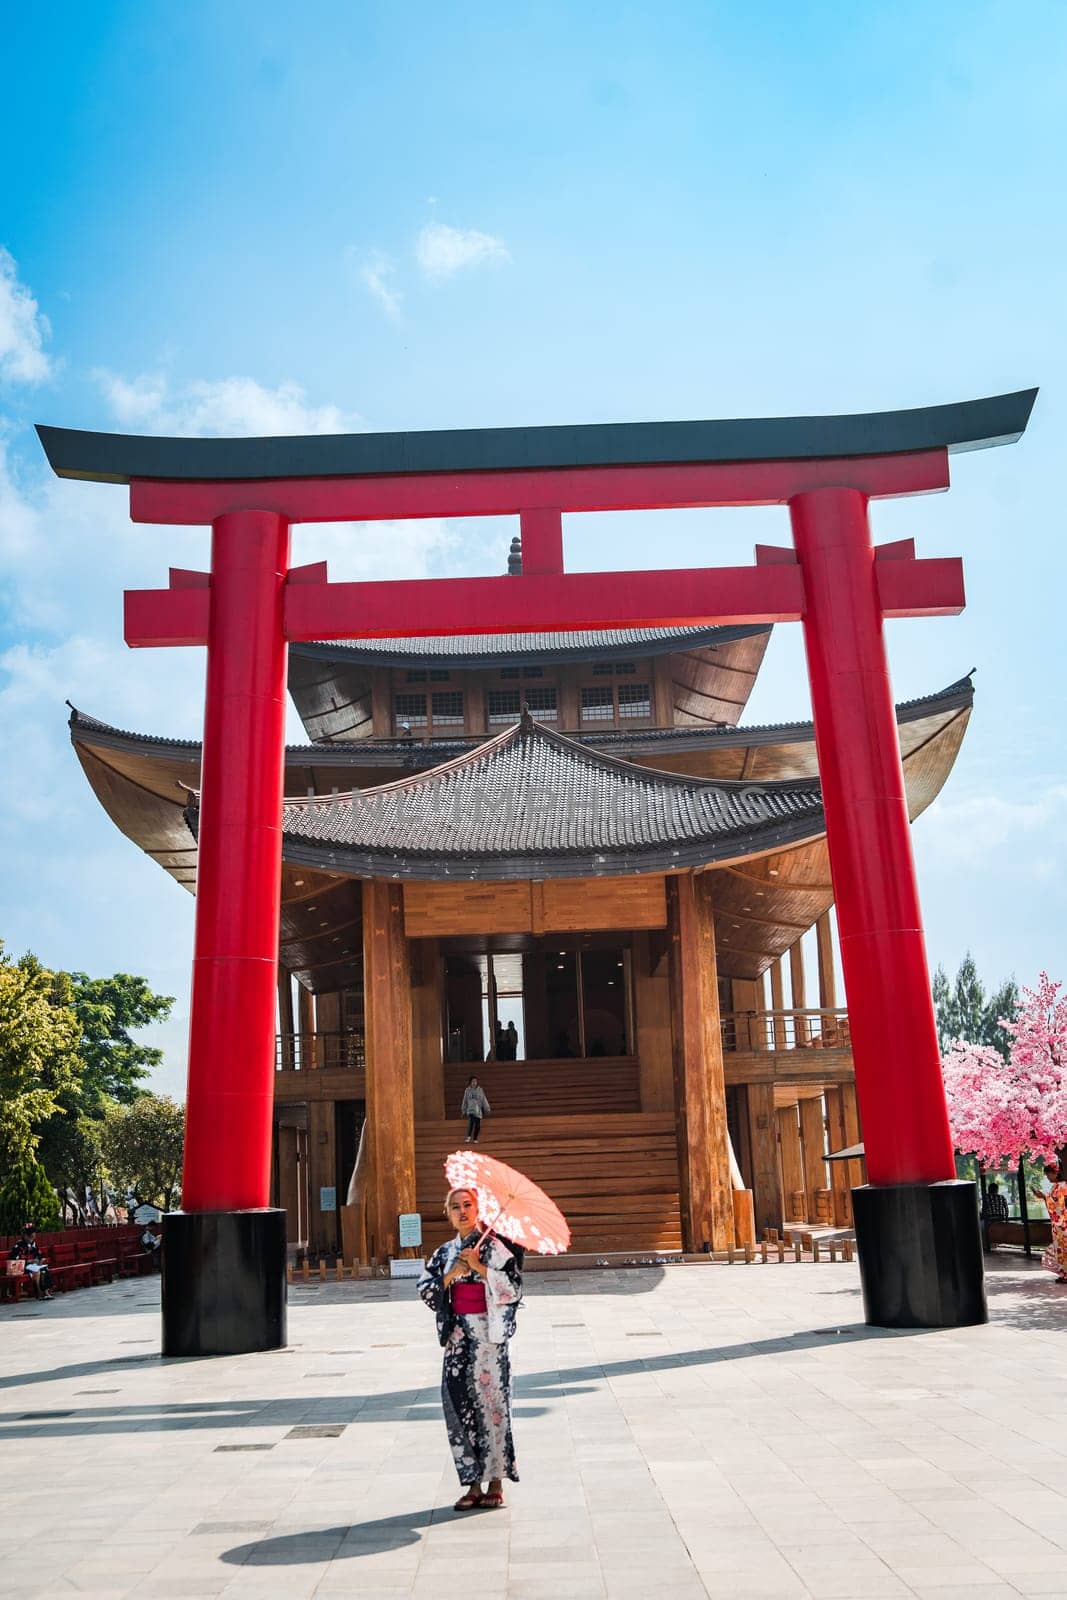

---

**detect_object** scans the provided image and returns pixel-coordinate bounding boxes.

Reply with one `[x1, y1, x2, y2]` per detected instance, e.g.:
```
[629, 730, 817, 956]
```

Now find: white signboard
[398, 1212, 423, 1248]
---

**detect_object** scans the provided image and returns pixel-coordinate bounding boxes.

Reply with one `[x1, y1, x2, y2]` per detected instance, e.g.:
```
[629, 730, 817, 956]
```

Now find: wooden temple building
[70, 577, 973, 1262]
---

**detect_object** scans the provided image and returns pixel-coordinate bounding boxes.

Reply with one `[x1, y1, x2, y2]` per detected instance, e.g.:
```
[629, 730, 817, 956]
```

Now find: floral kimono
[418, 1231, 523, 1485]
[1041, 1182, 1067, 1281]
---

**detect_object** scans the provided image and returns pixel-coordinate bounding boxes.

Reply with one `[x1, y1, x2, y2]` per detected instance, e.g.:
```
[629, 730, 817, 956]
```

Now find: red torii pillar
[40, 395, 1035, 1351]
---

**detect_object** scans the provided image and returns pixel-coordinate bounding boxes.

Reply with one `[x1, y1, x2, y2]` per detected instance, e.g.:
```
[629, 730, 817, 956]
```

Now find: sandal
[482, 1489, 505, 1509]
[453, 1487, 484, 1511]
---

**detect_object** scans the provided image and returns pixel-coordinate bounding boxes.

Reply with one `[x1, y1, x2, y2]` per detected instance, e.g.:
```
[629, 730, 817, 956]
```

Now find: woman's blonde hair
[443, 1187, 478, 1218]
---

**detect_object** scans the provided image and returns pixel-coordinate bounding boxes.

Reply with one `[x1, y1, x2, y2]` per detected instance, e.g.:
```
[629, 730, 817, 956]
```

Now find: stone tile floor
[0, 1256, 1065, 1599]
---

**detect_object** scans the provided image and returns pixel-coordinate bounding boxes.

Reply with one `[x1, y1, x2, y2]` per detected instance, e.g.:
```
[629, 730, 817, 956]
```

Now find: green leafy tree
[0, 1155, 62, 1234]
[0, 943, 82, 1173]
[933, 952, 1018, 1060]
[67, 972, 175, 1111]
[100, 1095, 185, 1212]
[36, 1113, 105, 1223]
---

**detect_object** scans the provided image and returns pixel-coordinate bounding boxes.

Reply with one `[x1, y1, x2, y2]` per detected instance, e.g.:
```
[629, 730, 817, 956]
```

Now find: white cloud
[415, 221, 511, 281]
[91, 370, 362, 436]
[0, 248, 53, 384]
[918, 785, 1067, 863]
[359, 252, 403, 321]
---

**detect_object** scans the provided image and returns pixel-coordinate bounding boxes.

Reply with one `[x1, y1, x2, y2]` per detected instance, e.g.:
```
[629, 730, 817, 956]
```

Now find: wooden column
[841, 1082, 864, 1196]
[789, 936, 809, 1045]
[371, 672, 392, 737]
[732, 977, 767, 1052]
[307, 1100, 338, 1254]
[465, 675, 486, 736]
[363, 880, 416, 1261]
[633, 930, 674, 1111]
[411, 938, 446, 1119]
[825, 1086, 852, 1225]
[277, 970, 295, 1069]
[277, 1124, 302, 1244]
[745, 1083, 784, 1236]
[816, 909, 837, 1010]
[668, 874, 733, 1252]
[298, 983, 316, 1070]
[652, 657, 674, 726]
[557, 668, 580, 732]
[798, 1093, 827, 1222]
[777, 1104, 804, 1223]
[769, 958, 787, 1050]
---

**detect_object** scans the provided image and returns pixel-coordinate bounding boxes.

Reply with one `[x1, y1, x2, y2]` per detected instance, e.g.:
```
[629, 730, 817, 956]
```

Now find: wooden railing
[721, 1009, 851, 1053]
[275, 1031, 365, 1071]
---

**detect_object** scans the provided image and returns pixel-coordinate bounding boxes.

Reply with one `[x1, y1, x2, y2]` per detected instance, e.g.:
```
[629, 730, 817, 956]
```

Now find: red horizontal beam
[123, 553, 964, 649]
[129, 450, 950, 526]
[876, 556, 965, 617]
[283, 565, 806, 641]
[125, 586, 210, 648]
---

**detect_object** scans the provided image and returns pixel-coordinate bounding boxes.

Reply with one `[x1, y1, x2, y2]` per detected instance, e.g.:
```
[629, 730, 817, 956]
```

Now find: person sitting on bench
[11, 1224, 54, 1300]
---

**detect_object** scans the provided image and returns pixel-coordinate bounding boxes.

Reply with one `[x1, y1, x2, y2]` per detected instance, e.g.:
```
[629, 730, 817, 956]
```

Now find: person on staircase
[461, 1075, 491, 1142]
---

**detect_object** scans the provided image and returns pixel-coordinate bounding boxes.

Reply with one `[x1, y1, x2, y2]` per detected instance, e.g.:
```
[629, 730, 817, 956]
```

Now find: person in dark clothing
[503, 1021, 519, 1061]
[12, 1225, 54, 1299]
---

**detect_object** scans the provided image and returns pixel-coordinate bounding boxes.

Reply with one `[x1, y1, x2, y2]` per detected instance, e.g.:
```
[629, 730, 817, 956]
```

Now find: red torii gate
[38, 390, 1036, 1351]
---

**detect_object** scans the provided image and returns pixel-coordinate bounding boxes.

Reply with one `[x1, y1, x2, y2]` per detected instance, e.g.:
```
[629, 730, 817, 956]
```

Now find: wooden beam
[777, 1104, 805, 1223]
[668, 874, 733, 1251]
[825, 1086, 851, 1226]
[277, 971, 295, 1070]
[745, 1082, 783, 1236]
[307, 1100, 338, 1254]
[798, 1095, 827, 1223]
[411, 939, 446, 1119]
[816, 910, 837, 1009]
[633, 930, 674, 1112]
[789, 936, 809, 1045]
[363, 880, 416, 1260]
[769, 959, 787, 1049]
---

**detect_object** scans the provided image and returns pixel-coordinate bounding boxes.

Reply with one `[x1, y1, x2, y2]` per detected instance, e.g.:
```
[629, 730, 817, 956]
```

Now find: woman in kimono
[1037, 1156, 1067, 1282]
[418, 1187, 522, 1509]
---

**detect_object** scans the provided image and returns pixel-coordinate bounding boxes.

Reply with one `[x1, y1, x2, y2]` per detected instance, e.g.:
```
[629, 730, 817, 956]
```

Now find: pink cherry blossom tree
[941, 972, 1067, 1168]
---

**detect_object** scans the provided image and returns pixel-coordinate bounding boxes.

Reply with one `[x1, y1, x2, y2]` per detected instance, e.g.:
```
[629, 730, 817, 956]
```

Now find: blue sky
[1, 0, 1064, 1094]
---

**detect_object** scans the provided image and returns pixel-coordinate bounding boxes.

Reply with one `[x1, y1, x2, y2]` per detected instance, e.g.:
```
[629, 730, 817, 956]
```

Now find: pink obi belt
[451, 1280, 488, 1314]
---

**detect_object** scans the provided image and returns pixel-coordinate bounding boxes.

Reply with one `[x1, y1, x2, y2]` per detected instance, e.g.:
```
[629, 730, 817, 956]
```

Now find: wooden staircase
[415, 1112, 682, 1256]
[443, 1058, 640, 1117]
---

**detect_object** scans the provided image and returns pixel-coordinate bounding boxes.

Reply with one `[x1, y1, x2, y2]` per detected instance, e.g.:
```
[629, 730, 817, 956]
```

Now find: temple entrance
[443, 937, 634, 1066]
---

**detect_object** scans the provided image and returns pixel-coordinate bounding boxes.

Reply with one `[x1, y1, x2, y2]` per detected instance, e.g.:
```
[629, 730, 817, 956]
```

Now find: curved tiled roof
[68, 673, 973, 766]
[289, 622, 769, 670]
[261, 716, 826, 880]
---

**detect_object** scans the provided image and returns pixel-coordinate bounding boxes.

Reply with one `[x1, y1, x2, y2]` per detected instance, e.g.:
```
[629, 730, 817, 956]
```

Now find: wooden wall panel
[404, 882, 533, 936]
[404, 876, 667, 937]
[307, 1100, 338, 1254]
[799, 1095, 827, 1221]
[539, 876, 667, 932]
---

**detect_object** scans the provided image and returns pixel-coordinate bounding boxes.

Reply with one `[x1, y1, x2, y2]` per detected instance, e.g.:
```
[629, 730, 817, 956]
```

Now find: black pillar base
[852, 1180, 987, 1329]
[162, 1208, 287, 1357]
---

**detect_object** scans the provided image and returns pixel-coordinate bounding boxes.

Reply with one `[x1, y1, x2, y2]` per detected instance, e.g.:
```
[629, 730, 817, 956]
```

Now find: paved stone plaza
[1, 1257, 1065, 1600]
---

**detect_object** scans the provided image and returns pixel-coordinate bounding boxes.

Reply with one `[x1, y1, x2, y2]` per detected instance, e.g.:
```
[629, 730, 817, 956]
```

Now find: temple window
[405, 670, 428, 683]
[431, 690, 464, 727]
[488, 688, 522, 723]
[394, 690, 464, 735]
[618, 682, 651, 719]
[581, 685, 615, 722]
[523, 686, 557, 722]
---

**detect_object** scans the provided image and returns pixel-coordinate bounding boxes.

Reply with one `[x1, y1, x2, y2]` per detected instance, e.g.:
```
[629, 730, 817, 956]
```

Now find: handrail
[721, 1008, 850, 1053]
[275, 1031, 364, 1072]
